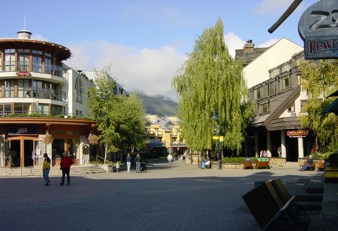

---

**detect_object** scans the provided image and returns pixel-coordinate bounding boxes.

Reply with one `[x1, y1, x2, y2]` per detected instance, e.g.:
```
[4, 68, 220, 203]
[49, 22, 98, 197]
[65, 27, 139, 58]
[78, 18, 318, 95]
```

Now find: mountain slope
[137, 93, 178, 116]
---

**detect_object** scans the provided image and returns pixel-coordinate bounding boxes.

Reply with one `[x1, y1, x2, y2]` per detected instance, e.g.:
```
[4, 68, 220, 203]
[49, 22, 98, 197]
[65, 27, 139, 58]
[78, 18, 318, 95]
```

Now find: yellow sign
[213, 136, 224, 141]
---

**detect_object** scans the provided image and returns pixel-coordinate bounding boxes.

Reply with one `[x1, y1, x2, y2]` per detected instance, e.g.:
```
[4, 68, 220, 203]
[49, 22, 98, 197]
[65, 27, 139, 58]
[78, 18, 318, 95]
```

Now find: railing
[1, 88, 66, 101]
[2, 64, 67, 78]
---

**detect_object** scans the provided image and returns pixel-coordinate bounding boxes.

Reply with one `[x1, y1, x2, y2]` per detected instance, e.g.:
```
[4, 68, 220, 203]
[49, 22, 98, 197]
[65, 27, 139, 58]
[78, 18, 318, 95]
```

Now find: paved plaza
[0, 161, 323, 231]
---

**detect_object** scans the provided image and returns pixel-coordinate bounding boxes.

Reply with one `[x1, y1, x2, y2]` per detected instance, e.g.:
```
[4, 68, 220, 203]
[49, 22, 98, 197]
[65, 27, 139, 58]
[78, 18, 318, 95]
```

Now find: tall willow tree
[172, 19, 251, 155]
[300, 60, 338, 152]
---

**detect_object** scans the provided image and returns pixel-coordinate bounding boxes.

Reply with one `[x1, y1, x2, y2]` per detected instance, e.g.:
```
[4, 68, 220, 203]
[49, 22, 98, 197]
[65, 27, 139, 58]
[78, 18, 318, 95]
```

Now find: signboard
[298, 0, 338, 59]
[8, 125, 38, 135]
[16, 71, 31, 76]
[213, 136, 224, 142]
[286, 130, 308, 138]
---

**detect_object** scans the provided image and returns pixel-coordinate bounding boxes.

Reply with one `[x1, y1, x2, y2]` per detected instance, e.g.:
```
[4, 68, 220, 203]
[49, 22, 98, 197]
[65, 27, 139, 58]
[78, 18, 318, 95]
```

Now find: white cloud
[223, 32, 246, 58]
[64, 33, 278, 101]
[65, 41, 186, 101]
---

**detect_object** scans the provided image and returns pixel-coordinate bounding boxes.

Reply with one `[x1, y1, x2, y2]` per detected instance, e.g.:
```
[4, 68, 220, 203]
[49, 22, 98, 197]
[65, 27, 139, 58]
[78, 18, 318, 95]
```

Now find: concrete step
[296, 194, 323, 202]
[298, 201, 322, 211]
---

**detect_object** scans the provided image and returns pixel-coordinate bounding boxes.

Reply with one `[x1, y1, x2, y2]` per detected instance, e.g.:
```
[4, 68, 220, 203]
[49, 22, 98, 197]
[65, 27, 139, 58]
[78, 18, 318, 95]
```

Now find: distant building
[145, 114, 186, 156]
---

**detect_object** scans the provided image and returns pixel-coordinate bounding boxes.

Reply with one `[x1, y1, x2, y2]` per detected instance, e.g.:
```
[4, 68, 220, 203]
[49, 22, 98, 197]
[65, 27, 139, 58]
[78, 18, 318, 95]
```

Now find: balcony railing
[1, 88, 66, 101]
[3, 64, 67, 78]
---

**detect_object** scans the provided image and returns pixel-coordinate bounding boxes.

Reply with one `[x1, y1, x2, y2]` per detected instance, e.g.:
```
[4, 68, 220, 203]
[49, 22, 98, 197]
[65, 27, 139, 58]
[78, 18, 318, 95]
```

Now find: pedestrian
[135, 153, 141, 173]
[301, 154, 314, 171]
[116, 161, 120, 173]
[42, 153, 51, 186]
[126, 153, 131, 173]
[167, 153, 173, 165]
[60, 152, 73, 186]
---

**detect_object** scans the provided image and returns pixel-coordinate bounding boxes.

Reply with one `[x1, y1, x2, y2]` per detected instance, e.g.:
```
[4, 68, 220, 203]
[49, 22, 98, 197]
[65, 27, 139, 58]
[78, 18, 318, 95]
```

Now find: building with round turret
[0, 29, 99, 168]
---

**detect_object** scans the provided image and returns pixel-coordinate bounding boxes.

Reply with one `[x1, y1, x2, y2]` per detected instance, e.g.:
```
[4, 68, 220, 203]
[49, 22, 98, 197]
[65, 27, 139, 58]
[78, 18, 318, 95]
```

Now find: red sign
[286, 130, 308, 138]
[16, 71, 31, 76]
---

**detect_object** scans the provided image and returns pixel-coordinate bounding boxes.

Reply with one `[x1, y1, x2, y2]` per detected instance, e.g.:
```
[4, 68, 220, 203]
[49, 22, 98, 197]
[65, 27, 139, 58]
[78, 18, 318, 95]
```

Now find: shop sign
[298, 0, 338, 59]
[286, 130, 308, 138]
[16, 71, 31, 76]
[8, 125, 38, 135]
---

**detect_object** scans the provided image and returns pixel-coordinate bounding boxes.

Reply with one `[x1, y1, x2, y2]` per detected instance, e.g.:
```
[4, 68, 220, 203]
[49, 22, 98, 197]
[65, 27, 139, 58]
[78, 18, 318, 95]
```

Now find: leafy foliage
[172, 19, 253, 155]
[300, 60, 338, 152]
[87, 67, 146, 161]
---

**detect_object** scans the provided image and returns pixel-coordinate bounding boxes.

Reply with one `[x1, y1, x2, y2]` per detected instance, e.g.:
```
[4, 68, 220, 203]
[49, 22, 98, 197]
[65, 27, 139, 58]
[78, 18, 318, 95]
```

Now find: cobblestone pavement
[0, 161, 323, 231]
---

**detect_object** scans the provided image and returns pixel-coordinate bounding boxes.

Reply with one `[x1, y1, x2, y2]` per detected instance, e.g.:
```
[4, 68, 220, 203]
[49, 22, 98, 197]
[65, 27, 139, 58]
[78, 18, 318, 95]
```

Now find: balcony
[1, 88, 66, 101]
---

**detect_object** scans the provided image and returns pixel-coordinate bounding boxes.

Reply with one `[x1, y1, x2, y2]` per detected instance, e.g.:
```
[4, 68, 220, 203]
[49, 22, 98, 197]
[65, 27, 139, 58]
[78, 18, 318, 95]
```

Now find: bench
[317, 160, 325, 171]
[242, 179, 310, 230]
[243, 160, 253, 169]
[303, 160, 315, 171]
[255, 158, 270, 169]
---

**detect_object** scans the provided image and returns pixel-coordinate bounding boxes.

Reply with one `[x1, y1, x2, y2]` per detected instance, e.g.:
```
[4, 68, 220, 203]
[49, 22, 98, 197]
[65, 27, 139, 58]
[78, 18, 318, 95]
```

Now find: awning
[322, 98, 338, 115]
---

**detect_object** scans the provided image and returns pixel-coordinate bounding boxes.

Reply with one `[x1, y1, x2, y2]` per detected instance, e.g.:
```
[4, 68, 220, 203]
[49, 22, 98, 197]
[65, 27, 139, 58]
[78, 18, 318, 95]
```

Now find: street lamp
[212, 112, 222, 170]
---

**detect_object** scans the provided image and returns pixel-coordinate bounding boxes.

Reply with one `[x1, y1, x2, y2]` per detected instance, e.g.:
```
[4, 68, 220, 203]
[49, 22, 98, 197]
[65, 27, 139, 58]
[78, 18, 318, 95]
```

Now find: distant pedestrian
[126, 153, 131, 173]
[167, 153, 173, 165]
[60, 152, 73, 186]
[42, 153, 51, 186]
[116, 162, 120, 173]
[135, 153, 141, 173]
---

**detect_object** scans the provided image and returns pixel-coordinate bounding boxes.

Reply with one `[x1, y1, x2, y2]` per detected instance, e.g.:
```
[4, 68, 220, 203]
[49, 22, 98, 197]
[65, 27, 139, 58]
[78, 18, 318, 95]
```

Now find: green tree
[172, 18, 252, 155]
[87, 68, 146, 162]
[300, 60, 338, 152]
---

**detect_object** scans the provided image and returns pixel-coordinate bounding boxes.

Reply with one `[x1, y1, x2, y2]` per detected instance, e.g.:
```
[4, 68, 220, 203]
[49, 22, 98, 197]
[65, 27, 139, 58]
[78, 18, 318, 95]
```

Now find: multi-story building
[237, 39, 311, 161]
[0, 29, 127, 168]
[145, 114, 186, 156]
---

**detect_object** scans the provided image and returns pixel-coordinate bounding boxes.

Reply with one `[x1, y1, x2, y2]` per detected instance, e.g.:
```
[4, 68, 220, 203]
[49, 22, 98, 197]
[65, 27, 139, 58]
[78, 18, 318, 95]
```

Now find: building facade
[145, 114, 186, 156]
[0, 29, 126, 168]
[237, 39, 312, 161]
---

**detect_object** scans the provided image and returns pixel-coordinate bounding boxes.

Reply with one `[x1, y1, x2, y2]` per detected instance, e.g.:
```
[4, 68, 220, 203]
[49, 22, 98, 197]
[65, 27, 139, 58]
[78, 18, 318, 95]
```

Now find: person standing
[126, 153, 131, 173]
[60, 152, 73, 186]
[42, 153, 51, 186]
[135, 153, 141, 173]
[167, 153, 173, 165]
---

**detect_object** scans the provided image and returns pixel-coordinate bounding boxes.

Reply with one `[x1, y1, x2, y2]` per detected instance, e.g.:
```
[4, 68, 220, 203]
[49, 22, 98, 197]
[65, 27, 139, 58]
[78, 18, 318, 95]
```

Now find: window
[38, 104, 49, 115]
[4, 80, 14, 97]
[51, 105, 62, 115]
[0, 50, 2, 71]
[282, 76, 291, 90]
[32, 54, 42, 72]
[4, 49, 15, 71]
[0, 104, 11, 115]
[75, 77, 83, 103]
[45, 53, 51, 74]
[17, 49, 30, 71]
[32, 80, 42, 98]
[18, 79, 30, 98]
[269, 82, 276, 95]
[14, 103, 30, 114]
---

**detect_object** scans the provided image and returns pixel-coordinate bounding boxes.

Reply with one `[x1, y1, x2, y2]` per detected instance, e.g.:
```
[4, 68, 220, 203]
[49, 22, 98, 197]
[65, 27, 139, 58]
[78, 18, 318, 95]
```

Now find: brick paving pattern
[0, 161, 323, 231]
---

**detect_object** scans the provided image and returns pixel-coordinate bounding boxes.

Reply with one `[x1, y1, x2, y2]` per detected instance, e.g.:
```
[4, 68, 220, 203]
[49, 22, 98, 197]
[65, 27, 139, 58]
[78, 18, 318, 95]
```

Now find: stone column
[281, 130, 287, 158]
[298, 137, 304, 158]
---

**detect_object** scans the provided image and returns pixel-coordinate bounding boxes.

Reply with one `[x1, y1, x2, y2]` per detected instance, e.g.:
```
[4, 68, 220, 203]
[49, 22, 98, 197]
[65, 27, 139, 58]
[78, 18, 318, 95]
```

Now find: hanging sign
[298, 0, 338, 59]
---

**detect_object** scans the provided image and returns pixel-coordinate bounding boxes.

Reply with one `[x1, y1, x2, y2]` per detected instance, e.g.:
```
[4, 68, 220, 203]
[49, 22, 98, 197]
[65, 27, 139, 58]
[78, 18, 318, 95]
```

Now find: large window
[32, 50, 43, 72]
[18, 49, 30, 71]
[38, 104, 49, 115]
[75, 77, 83, 103]
[14, 103, 30, 114]
[281, 76, 291, 90]
[51, 105, 62, 115]
[0, 104, 11, 115]
[4, 49, 15, 71]
[32, 80, 42, 98]
[18, 79, 31, 98]
[45, 53, 51, 74]
[4, 80, 15, 97]
[0, 50, 2, 71]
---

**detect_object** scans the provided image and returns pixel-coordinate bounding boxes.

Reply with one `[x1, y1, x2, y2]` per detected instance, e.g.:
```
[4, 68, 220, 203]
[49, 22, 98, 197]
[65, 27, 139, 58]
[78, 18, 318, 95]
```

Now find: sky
[1, 0, 318, 101]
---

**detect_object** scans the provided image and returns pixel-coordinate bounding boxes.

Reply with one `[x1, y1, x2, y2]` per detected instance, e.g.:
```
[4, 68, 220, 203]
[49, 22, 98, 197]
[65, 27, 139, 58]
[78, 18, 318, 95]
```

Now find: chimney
[244, 40, 254, 53]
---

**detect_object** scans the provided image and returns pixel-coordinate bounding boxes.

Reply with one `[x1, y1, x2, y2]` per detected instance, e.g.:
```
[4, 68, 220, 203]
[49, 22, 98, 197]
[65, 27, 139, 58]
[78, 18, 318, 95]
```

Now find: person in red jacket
[60, 152, 73, 186]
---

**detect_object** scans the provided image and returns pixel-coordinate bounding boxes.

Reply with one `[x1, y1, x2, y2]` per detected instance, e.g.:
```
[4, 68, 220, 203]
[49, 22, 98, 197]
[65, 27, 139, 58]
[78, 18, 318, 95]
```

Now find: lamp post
[212, 112, 222, 170]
